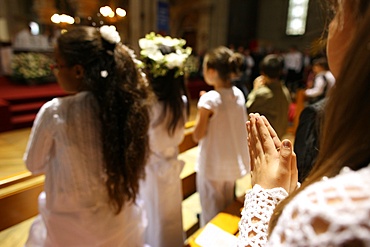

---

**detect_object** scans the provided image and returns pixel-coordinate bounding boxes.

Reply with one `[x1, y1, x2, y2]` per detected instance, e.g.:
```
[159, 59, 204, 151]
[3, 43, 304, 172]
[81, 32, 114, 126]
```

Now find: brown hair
[312, 57, 329, 70]
[57, 26, 152, 213]
[259, 54, 283, 79]
[269, 1, 370, 234]
[204, 46, 244, 82]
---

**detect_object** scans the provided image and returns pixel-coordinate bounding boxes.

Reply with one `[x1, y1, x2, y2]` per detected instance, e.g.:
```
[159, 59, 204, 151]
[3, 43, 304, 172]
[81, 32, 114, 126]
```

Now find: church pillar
[208, 0, 229, 48]
[33, 0, 57, 25]
[128, 0, 157, 53]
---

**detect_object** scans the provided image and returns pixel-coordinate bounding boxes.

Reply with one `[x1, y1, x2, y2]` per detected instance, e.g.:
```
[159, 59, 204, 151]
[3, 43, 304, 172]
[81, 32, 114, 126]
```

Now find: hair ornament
[100, 70, 109, 78]
[100, 25, 121, 44]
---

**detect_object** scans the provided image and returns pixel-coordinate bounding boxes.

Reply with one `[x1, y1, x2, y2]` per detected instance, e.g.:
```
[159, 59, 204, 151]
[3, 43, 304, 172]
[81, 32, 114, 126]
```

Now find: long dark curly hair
[57, 26, 152, 213]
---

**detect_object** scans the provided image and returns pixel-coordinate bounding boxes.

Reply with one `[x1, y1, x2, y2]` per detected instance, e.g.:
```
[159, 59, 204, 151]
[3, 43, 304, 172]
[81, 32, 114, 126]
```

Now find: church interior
[0, 0, 325, 246]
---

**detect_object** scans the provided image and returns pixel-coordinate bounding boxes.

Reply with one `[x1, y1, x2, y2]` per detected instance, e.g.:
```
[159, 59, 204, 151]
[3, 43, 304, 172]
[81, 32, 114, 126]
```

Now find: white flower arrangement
[100, 25, 121, 44]
[11, 52, 54, 82]
[138, 32, 192, 78]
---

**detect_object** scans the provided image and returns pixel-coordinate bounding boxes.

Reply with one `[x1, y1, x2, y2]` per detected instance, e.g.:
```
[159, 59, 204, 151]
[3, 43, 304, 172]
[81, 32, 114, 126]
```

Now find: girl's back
[196, 87, 249, 180]
[25, 92, 146, 247]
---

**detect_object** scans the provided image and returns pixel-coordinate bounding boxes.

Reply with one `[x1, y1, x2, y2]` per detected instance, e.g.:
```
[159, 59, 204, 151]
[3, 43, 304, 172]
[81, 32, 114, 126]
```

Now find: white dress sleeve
[237, 184, 288, 247]
[237, 165, 370, 247]
[23, 100, 55, 174]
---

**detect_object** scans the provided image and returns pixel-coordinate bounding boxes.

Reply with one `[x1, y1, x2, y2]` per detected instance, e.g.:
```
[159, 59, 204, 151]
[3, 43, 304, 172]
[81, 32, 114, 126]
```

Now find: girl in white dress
[193, 46, 250, 227]
[138, 33, 191, 247]
[237, 0, 370, 246]
[24, 26, 152, 246]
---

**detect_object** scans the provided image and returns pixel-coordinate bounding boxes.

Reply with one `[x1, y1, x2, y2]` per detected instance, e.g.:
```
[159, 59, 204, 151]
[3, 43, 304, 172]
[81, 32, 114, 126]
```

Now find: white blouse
[24, 92, 146, 247]
[237, 164, 370, 246]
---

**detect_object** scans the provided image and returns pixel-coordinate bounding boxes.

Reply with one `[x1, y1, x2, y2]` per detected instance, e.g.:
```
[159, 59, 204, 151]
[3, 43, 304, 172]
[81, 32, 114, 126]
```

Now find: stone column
[128, 0, 158, 53]
[33, 0, 57, 24]
[209, 0, 229, 48]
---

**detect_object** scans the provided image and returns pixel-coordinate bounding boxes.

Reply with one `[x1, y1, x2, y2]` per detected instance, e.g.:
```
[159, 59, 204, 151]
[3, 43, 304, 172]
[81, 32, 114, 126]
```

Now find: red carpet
[0, 76, 66, 132]
[0, 76, 65, 102]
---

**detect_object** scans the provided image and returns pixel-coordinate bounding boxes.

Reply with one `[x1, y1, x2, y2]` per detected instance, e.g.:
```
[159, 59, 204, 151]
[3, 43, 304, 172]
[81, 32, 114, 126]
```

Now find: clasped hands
[247, 113, 298, 194]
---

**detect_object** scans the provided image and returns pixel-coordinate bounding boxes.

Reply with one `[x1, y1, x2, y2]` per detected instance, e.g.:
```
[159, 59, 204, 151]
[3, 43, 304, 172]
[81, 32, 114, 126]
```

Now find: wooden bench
[184, 196, 245, 247]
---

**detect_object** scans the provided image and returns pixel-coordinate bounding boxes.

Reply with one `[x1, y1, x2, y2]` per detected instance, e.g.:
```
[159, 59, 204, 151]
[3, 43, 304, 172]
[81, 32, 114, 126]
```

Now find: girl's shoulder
[294, 164, 370, 209]
[41, 92, 93, 113]
[271, 164, 370, 245]
[199, 89, 219, 101]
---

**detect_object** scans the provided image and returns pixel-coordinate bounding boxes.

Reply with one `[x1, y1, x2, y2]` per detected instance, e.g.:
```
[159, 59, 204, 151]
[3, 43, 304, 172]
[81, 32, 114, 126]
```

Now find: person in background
[237, 0, 370, 245]
[294, 98, 326, 183]
[294, 58, 335, 177]
[305, 57, 335, 104]
[283, 45, 303, 96]
[24, 25, 151, 247]
[232, 52, 249, 101]
[246, 54, 291, 139]
[138, 32, 191, 247]
[243, 48, 255, 93]
[193, 46, 250, 227]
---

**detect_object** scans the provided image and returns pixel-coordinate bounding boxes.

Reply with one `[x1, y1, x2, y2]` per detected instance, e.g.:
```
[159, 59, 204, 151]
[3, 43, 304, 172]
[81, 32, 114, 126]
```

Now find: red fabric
[0, 76, 66, 132]
[288, 103, 296, 123]
[186, 78, 213, 99]
[0, 77, 65, 101]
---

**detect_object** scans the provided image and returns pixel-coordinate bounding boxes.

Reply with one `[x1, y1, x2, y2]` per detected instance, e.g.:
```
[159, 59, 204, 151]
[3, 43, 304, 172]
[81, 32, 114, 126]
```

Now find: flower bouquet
[11, 52, 55, 85]
[138, 32, 192, 79]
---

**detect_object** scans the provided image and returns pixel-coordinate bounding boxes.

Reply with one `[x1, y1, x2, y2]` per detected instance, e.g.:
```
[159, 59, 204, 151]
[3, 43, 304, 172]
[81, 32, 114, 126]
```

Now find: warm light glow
[51, 14, 61, 24]
[61, 14, 75, 24]
[100, 6, 113, 17]
[116, 8, 126, 17]
[98, 5, 126, 23]
[51, 14, 74, 25]
[108, 11, 115, 18]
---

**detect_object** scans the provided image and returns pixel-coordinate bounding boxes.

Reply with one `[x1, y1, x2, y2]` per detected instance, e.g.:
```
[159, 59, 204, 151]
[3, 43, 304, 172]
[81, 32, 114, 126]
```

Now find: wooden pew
[0, 175, 44, 231]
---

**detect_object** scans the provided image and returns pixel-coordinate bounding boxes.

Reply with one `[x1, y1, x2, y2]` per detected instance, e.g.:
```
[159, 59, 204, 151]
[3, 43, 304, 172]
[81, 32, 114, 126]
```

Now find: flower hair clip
[100, 70, 108, 78]
[100, 25, 121, 44]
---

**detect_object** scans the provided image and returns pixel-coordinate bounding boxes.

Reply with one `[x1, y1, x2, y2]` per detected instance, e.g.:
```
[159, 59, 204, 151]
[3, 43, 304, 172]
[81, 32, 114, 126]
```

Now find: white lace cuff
[237, 184, 288, 247]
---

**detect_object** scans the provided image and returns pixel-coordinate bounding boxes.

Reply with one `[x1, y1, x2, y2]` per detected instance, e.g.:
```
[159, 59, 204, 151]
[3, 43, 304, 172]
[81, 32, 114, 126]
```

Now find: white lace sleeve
[238, 166, 370, 246]
[237, 184, 288, 247]
[267, 166, 370, 246]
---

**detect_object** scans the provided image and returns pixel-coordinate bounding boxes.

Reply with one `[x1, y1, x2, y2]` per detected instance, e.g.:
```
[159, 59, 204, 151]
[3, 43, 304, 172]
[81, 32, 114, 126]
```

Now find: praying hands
[247, 113, 298, 193]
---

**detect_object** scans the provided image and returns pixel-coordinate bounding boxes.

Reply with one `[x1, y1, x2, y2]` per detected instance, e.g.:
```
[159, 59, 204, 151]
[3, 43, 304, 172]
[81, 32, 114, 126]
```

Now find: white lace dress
[237, 164, 370, 246]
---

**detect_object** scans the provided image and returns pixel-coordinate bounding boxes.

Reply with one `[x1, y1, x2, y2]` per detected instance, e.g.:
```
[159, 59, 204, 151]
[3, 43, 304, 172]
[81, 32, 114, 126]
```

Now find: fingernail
[283, 140, 291, 149]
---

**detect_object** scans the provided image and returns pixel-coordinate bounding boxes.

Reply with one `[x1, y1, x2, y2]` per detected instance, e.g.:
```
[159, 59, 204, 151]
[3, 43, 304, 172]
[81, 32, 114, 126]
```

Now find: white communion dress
[24, 92, 147, 247]
[237, 164, 370, 246]
[139, 98, 187, 247]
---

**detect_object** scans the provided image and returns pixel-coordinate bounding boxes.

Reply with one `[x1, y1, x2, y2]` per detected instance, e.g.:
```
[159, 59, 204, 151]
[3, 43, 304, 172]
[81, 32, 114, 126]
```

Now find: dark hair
[204, 46, 244, 81]
[149, 70, 189, 136]
[57, 26, 152, 213]
[234, 52, 247, 74]
[259, 54, 283, 79]
[312, 57, 329, 70]
[269, 2, 370, 235]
